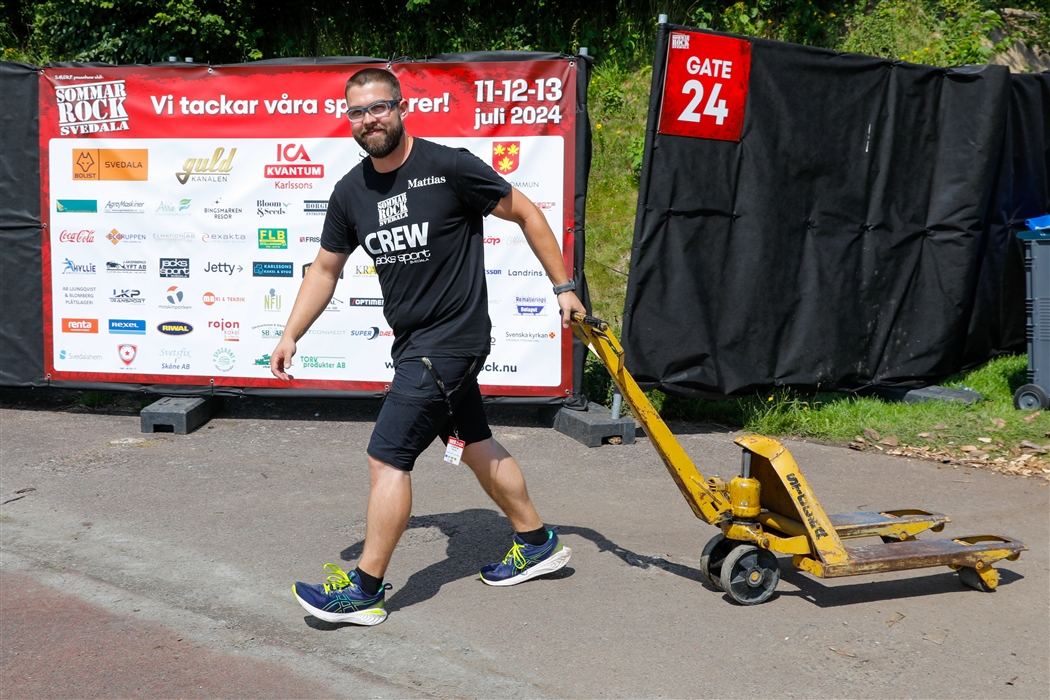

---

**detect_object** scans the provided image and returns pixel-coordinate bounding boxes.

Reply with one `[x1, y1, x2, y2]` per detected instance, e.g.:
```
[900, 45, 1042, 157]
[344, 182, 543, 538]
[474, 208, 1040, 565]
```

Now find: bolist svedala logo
[73, 148, 147, 181]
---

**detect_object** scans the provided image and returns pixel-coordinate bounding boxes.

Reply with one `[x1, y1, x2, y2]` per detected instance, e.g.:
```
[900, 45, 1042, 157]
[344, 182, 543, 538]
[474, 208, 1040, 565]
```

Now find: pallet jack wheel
[959, 566, 996, 592]
[720, 544, 781, 605]
[699, 534, 739, 591]
[1014, 384, 1050, 410]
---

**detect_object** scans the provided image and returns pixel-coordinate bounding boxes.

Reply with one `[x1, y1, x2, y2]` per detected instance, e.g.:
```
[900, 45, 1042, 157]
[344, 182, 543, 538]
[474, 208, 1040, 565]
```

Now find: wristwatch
[552, 279, 576, 295]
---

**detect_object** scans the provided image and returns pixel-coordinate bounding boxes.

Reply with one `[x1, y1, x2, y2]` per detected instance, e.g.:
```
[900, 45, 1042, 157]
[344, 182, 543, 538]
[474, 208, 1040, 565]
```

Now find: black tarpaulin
[623, 25, 1049, 397]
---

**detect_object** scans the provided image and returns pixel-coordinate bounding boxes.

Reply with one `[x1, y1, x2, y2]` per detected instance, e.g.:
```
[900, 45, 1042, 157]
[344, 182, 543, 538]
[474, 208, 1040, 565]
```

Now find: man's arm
[489, 187, 585, 328]
[270, 247, 349, 380]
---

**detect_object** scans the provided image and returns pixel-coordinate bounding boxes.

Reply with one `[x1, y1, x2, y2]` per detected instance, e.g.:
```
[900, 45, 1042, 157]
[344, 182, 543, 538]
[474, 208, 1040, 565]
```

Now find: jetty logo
[492, 142, 520, 174]
[118, 344, 137, 365]
[55, 79, 130, 135]
[73, 148, 147, 181]
[176, 147, 236, 184]
[265, 144, 324, 179]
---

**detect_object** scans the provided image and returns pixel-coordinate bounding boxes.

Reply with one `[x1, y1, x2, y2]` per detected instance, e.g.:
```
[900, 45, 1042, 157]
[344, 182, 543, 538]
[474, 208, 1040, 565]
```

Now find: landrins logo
[407, 176, 446, 189]
[176, 147, 236, 184]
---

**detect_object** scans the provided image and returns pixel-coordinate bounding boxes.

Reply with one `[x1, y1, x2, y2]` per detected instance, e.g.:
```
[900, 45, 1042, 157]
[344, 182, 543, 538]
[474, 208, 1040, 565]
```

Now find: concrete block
[873, 385, 982, 405]
[140, 396, 220, 434]
[553, 402, 636, 447]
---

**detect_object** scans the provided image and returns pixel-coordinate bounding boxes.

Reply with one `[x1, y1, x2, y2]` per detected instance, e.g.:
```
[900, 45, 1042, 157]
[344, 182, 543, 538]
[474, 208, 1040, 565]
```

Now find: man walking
[270, 68, 585, 625]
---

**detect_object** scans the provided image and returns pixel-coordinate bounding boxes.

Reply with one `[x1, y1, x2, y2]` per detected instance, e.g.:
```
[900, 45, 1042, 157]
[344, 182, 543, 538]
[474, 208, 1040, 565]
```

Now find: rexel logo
[62, 318, 98, 333]
[108, 318, 146, 335]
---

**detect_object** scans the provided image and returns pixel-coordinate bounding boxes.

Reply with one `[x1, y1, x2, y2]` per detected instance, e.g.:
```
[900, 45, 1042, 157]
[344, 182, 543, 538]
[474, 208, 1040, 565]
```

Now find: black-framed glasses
[346, 99, 400, 122]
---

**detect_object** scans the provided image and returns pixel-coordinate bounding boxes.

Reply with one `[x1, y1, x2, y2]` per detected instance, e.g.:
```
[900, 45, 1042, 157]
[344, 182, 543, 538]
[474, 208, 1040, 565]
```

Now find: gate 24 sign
[659, 31, 752, 142]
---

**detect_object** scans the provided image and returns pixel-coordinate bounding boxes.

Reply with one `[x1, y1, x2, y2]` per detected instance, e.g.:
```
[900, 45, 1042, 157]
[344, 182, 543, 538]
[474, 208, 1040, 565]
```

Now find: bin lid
[1025, 214, 1050, 230]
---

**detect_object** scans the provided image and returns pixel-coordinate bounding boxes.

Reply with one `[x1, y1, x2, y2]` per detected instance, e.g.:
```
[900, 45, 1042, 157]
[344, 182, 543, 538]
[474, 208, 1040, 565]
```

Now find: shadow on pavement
[777, 564, 1024, 607]
[329, 509, 706, 614]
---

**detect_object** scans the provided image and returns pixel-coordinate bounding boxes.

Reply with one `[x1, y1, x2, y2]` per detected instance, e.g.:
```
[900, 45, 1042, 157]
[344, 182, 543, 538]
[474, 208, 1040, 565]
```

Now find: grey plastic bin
[1015, 223, 1050, 410]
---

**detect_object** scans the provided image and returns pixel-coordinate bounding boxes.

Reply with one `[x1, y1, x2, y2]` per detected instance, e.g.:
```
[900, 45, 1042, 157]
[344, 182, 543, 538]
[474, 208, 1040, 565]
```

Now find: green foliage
[29, 0, 261, 63]
[841, 0, 1006, 65]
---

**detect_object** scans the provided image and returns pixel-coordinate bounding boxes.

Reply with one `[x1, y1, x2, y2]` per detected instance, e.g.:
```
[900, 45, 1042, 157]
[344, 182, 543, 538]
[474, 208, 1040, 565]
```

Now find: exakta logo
[157, 321, 193, 335]
[265, 144, 323, 178]
[201, 232, 248, 243]
[109, 318, 146, 335]
[62, 318, 98, 333]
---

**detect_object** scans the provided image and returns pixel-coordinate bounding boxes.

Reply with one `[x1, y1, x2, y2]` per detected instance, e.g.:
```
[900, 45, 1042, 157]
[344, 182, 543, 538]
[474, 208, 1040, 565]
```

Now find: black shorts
[368, 356, 492, 471]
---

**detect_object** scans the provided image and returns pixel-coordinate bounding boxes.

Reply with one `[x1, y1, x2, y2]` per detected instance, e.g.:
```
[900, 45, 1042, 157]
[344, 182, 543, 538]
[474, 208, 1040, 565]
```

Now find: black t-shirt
[321, 138, 511, 363]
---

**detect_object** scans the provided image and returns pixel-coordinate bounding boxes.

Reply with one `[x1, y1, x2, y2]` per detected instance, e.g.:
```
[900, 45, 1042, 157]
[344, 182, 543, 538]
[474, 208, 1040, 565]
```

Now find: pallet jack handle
[571, 313, 732, 523]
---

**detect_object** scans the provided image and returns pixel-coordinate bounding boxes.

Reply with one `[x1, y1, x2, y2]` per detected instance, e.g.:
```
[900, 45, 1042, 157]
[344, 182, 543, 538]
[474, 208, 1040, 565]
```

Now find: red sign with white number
[658, 31, 752, 142]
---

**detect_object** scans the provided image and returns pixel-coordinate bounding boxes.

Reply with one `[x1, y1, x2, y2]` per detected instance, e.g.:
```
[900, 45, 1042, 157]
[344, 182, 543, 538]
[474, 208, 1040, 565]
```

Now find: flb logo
[118, 344, 137, 366]
[492, 142, 520, 174]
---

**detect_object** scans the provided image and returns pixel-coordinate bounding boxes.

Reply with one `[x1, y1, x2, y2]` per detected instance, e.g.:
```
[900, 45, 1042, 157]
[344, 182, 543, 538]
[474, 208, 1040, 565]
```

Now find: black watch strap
[553, 280, 576, 295]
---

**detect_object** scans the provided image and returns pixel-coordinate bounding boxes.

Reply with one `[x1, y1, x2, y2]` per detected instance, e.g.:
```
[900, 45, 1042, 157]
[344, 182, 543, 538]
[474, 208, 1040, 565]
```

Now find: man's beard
[354, 115, 404, 158]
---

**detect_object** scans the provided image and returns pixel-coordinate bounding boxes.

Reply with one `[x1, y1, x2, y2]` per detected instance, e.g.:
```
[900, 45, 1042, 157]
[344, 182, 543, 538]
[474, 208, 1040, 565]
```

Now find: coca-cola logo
[59, 229, 95, 243]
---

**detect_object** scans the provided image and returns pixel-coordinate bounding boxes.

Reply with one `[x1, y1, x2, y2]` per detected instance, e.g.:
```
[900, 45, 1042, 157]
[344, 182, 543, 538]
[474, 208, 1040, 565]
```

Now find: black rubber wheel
[719, 544, 780, 605]
[959, 567, 995, 592]
[1014, 383, 1050, 410]
[699, 534, 739, 591]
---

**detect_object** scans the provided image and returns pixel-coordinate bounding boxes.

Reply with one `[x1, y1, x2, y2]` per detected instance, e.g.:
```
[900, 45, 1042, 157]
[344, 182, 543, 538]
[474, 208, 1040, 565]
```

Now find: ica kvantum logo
[55, 80, 130, 135]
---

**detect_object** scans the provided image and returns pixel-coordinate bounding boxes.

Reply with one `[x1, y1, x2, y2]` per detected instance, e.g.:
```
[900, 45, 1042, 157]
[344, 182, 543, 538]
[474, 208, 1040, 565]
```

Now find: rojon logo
[62, 318, 98, 333]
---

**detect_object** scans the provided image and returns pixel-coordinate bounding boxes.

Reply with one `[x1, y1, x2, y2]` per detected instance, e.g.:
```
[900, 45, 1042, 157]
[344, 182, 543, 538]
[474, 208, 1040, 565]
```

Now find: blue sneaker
[479, 528, 572, 586]
[292, 564, 391, 626]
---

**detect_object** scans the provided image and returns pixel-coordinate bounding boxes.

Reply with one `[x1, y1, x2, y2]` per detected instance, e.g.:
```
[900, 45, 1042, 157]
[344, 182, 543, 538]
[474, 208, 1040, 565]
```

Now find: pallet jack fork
[571, 314, 1027, 605]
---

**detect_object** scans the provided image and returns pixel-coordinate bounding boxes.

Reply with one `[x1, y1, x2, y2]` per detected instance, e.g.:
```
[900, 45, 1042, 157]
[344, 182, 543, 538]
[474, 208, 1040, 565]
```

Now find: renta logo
[176, 148, 236, 184]
[265, 144, 323, 178]
[62, 318, 98, 333]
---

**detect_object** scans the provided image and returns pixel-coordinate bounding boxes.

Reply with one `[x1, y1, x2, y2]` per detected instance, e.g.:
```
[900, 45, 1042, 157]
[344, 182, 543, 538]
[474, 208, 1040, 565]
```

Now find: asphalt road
[2, 392, 1047, 698]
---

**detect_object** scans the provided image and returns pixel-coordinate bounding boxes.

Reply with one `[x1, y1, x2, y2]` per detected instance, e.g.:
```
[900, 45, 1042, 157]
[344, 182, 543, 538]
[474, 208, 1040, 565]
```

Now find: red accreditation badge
[492, 142, 520, 174]
[443, 437, 466, 465]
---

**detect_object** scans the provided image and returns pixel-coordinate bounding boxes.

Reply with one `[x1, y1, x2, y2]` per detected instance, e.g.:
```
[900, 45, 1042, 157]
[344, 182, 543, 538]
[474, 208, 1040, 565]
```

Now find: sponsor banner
[41, 61, 576, 395]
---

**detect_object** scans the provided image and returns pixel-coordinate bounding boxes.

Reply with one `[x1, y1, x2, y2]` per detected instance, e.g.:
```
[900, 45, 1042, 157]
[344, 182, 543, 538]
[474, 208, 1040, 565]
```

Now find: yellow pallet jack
[571, 314, 1027, 605]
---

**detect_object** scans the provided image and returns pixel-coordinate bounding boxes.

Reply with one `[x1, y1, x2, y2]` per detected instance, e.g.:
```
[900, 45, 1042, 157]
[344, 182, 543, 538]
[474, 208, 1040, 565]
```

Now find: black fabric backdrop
[623, 25, 1050, 397]
[0, 53, 594, 400]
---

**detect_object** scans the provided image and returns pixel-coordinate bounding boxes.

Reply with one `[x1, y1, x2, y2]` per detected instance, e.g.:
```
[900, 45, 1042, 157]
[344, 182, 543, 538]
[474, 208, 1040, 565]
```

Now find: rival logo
[56, 199, 97, 213]
[176, 147, 235, 184]
[56, 80, 130, 135]
[58, 229, 94, 243]
[157, 321, 193, 335]
[265, 144, 323, 178]
[492, 141, 520, 174]
[73, 149, 147, 181]
[108, 318, 146, 335]
[62, 318, 98, 333]
[159, 258, 190, 278]
[258, 228, 288, 249]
